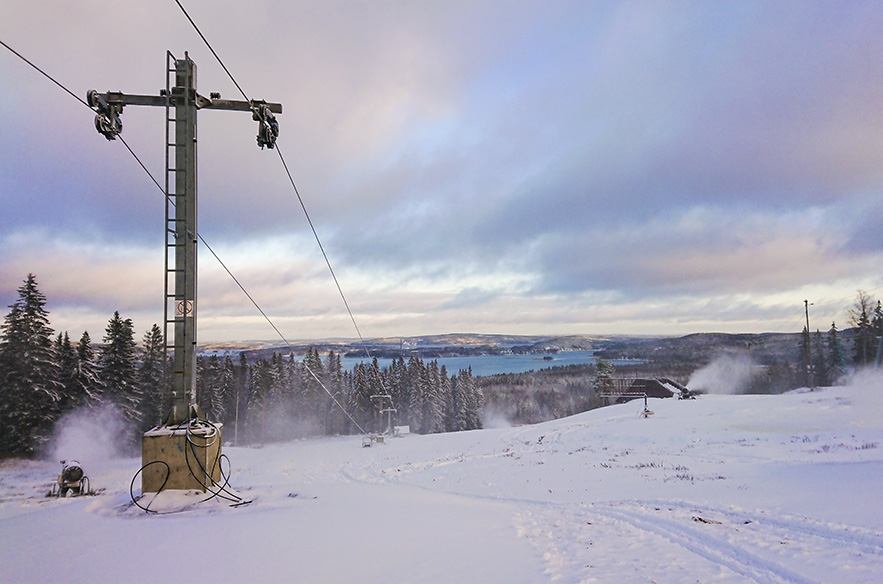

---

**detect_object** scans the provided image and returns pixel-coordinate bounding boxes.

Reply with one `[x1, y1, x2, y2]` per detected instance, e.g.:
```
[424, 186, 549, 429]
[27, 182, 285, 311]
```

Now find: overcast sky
[2, 1, 883, 342]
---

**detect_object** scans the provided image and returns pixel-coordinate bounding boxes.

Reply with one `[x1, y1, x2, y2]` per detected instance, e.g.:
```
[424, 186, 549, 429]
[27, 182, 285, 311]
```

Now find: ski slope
[1, 373, 881, 583]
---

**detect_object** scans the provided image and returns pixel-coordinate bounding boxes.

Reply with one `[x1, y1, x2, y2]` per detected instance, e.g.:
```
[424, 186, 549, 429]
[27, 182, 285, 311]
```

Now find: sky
[2, 1, 883, 342]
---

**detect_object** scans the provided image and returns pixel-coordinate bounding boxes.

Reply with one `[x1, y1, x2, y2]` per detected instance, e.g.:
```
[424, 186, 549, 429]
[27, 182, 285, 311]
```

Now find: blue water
[337, 350, 633, 377]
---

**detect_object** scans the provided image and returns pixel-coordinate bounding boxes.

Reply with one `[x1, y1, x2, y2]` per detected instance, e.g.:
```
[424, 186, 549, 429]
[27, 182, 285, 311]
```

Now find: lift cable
[0, 36, 369, 437]
[173, 0, 249, 103]
[274, 143, 366, 343]
[172, 1, 391, 432]
[172, 0, 370, 348]
[0, 39, 167, 205]
[0, 39, 89, 107]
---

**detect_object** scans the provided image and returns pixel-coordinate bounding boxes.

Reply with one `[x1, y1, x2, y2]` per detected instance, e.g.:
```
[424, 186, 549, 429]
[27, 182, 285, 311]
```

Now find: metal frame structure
[89, 52, 281, 426]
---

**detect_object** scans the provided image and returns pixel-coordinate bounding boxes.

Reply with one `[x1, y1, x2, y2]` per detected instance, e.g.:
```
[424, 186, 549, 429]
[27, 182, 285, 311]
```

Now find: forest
[2, 273, 881, 459]
[0, 275, 482, 458]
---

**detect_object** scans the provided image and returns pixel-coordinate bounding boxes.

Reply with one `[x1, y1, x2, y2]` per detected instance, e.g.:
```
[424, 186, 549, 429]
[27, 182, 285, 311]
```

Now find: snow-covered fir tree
[448, 372, 466, 432]
[99, 311, 141, 448]
[0, 274, 62, 457]
[423, 361, 447, 434]
[299, 347, 326, 434]
[453, 367, 482, 431]
[323, 350, 347, 435]
[812, 330, 829, 387]
[138, 324, 165, 429]
[206, 354, 227, 422]
[407, 355, 426, 432]
[245, 357, 272, 443]
[216, 356, 234, 424]
[71, 331, 102, 410]
[228, 353, 250, 446]
[386, 356, 409, 425]
[593, 358, 615, 394]
[55, 332, 78, 413]
[348, 362, 374, 433]
[367, 358, 386, 431]
[825, 322, 846, 383]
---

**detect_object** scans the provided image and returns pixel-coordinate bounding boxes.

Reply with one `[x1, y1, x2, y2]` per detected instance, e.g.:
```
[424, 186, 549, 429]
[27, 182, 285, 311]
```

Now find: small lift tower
[89, 52, 281, 493]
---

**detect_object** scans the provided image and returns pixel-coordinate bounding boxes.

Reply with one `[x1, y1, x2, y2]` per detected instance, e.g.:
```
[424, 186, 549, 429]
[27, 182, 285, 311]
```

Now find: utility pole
[89, 52, 281, 492]
[804, 299, 814, 391]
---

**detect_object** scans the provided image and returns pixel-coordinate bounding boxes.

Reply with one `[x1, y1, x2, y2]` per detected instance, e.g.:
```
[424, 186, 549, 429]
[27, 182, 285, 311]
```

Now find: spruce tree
[825, 322, 845, 383]
[205, 354, 226, 422]
[299, 348, 326, 433]
[459, 367, 482, 430]
[213, 355, 232, 424]
[72, 331, 102, 409]
[230, 353, 250, 445]
[387, 356, 409, 427]
[367, 357, 385, 431]
[267, 353, 286, 413]
[348, 362, 373, 433]
[246, 357, 271, 443]
[324, 350, 346, 434]
[422, 360, 446, 434]
[56, 332, 78, 413]
[407, 356, 426, 432]
[0, 274, 62, 457]
[195, 356, 208, 419]
[196, 355, 225, 422]
[873, 301, 883, 366]
[99, 311, 141, 446]
[138, 324, 166, 429]
[812, 330, 829, 387]
[445, 374, 460, 432]
[593, 359, 615, 394]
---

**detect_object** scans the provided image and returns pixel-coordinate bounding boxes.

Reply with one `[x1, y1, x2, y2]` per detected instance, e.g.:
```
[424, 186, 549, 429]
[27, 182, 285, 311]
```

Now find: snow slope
[1, 374, 882, 583]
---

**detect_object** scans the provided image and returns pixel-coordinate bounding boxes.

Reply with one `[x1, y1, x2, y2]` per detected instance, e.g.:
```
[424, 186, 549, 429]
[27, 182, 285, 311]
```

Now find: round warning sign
[176, 300, 194, 317]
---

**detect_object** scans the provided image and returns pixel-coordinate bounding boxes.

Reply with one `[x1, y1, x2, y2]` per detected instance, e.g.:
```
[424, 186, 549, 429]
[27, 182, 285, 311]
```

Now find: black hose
[130, 417, 252, 514]
[129, 460, 170, 514]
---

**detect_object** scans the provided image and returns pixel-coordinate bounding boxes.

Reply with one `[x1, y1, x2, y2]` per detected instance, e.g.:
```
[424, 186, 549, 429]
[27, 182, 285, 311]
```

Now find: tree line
[789, 290, 882, 391]
[3, 273, 879, 458]
[196, 347, 482, 446]
[0, 274, 482, 458]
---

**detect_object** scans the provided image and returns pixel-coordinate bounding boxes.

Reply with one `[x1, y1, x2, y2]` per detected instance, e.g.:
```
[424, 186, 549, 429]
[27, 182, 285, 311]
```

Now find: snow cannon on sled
[48, 460, 92, 497]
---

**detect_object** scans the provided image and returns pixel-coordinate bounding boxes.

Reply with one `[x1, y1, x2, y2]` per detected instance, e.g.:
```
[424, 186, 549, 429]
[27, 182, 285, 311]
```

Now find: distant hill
[200, 329, 852, 368]
[199, 333, 615, 356]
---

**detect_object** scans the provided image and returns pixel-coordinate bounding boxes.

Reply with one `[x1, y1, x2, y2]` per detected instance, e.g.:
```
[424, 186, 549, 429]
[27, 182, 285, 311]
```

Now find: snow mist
[481, 409, 513, 429]
[688, 353, 755, 395]
[50, 405, 128, 470]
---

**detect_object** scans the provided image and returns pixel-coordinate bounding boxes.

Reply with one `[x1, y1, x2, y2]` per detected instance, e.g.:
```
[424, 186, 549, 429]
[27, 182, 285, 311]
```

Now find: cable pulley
[252, 102, 278, 149]
[87, 89, 122, 140]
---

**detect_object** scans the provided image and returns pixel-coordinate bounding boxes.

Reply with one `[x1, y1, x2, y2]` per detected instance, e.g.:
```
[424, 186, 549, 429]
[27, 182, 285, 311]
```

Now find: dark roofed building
[603, 377, 692, 404]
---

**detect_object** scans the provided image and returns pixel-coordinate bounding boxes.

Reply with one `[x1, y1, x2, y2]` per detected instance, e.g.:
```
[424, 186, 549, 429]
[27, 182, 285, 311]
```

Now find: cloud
[2, 1, 883, 340]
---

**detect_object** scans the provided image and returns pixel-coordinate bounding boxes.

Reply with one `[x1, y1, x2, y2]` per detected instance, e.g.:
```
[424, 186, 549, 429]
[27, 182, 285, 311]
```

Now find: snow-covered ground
[2, 373, 882, 583]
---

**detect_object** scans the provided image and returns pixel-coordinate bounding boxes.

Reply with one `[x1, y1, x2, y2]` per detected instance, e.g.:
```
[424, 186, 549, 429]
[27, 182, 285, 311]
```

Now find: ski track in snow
[333, 388, 883, 583]
[343, 449, 883, 584]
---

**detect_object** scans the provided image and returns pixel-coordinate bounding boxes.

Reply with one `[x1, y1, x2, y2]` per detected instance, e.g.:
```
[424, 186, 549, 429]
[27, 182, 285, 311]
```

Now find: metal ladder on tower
[162, 50, 183, 424]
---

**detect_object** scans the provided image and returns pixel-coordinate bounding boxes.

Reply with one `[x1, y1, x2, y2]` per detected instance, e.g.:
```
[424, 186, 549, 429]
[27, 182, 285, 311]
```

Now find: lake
[337, 350, 639, 377]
